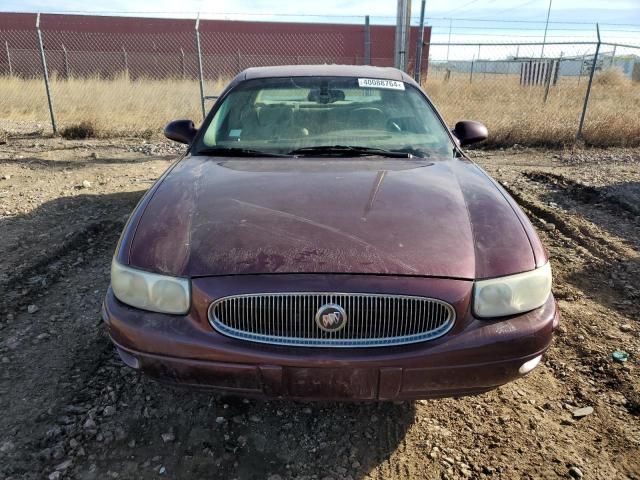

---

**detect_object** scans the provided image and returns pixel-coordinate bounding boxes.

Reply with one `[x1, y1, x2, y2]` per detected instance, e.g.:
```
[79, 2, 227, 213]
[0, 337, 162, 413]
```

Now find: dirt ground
[0, 137, 638, 480]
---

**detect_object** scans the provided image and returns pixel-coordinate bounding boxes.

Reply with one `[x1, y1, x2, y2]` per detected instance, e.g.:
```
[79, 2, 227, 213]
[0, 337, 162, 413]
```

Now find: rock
[249, 433, 267, 453]
[572, 406, 594, 418]
[55, 459, 73, 471]
[81, 180, 92, 188]
[568, 466, 584, 479]
[103, 405, 116, 416]
[215, 416, 226, 424]
[83, 417, 97, 429]
[2, 174, 11, 180]
[0, 440, 15, 453]
[46, 426, 63, 438]
[544, 223, 556, 231]
[619, 324, 633, 332]
[161, 432, 175, 443]
[159, 466, 166, 475]
[27, 304, 39, 314]
[48, 472, 61, 480]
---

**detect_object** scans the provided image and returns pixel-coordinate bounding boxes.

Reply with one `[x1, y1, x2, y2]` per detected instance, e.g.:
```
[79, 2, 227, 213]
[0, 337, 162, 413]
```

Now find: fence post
[609, 44, 616, 68]
[35, 13, 57, 134]
[364, 15, 371, 65]
[62, 43, 70, 79]
[577, 53, 585, 85]
[577, 24, 601, 141]
[194, 14, 206, 120]
[5, 41, 12, 76]
[543, 60, 552, 103]
[180, 48, 186, 79]
[470, 57, 474, 83]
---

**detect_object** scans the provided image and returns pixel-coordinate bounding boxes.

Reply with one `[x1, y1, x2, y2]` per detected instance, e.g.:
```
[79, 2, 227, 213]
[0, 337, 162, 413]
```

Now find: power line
[427, 24, 640, 32]
[426, 17, 640, 27]
[442, 0, 485, 16]
[472, 0, 541, 19]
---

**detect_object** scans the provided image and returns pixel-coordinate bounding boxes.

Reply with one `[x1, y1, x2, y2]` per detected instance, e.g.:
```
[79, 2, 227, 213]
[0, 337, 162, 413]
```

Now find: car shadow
[0, 186, 416, 480]
[0, 189, 145, 315]
[94, 365, 417, 480]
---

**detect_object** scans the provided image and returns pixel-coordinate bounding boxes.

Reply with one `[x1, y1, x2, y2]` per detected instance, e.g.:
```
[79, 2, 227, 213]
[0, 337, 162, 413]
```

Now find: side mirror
[164, 119, 197, 144]
[452, 120, 488, 147]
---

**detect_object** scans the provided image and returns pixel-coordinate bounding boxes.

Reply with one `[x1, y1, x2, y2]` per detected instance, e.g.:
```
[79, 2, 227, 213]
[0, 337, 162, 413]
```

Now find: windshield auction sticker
[358, 78, 405, 90]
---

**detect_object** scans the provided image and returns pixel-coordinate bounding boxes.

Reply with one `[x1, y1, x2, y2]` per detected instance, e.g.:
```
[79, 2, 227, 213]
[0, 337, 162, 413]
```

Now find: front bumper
[102, 275, 558, 401]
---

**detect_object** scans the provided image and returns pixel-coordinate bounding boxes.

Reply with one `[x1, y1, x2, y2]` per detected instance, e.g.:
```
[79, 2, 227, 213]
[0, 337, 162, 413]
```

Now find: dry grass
[0, 74, 227, 137]
[60, 120, 96, 139]
[593, 68, 631, 87]
[424, 70, 640, 147]
[0, 71, 638, 147]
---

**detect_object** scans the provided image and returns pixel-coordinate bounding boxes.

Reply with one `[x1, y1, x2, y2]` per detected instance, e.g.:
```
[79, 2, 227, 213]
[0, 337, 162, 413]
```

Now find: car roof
[239, 64, 417, 84]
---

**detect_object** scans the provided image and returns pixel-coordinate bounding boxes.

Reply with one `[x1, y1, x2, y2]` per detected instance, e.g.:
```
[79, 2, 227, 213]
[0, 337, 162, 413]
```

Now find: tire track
[500, 181, 632, 261]
[0, 219, 123, 321]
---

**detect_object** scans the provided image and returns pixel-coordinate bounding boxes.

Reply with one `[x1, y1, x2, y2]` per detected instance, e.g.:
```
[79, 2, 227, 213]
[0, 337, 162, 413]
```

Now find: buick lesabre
[102, 65, 558, 400]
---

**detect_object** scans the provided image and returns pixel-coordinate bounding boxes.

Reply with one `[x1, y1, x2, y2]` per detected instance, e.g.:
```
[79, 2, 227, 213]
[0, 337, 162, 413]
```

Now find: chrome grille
[208, 293, 455, 348]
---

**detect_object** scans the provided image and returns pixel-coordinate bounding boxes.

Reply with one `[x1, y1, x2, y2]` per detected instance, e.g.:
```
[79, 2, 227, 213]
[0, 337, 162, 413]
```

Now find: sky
[1, 0, 639, 51]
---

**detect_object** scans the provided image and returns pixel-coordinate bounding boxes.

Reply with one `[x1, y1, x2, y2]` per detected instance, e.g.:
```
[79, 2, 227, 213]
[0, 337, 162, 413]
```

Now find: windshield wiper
[195, 147, 289, 158]
[287, 145, 415, 158]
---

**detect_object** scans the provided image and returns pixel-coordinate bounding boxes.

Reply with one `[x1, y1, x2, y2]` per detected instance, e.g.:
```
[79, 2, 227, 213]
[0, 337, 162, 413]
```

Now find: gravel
[0, 140, 638, 480]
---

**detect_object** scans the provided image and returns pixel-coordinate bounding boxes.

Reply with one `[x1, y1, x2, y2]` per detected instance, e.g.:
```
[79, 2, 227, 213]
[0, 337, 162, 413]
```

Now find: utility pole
[445, 18, 452, 63]
[541, 0, 552, 58]
[414, 0, 426, 82]
[394, 0, 411, 71]
[364, 15, 371, 65]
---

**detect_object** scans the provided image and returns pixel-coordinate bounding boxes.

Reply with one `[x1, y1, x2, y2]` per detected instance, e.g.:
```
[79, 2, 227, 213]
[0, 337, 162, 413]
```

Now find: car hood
[126, 156, 536, 279]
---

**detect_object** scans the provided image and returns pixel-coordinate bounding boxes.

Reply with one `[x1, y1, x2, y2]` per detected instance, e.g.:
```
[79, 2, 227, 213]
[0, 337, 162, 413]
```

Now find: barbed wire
[3, 9, 640, 28]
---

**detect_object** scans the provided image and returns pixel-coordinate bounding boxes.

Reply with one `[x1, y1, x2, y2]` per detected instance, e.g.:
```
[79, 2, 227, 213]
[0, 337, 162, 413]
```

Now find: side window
[203, 99, 231, 146]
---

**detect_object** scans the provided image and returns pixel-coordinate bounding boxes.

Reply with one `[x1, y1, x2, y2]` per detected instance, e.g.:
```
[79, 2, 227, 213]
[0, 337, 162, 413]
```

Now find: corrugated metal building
[0, 12, 431, 79]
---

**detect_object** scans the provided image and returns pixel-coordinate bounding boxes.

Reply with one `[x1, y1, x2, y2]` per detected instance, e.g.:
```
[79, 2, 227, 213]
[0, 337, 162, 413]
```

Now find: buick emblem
[315, 303, 348, 332]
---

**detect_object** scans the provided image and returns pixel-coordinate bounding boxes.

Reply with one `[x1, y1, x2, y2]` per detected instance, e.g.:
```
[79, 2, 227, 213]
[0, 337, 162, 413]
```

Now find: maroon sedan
[103, 65, 558, 400]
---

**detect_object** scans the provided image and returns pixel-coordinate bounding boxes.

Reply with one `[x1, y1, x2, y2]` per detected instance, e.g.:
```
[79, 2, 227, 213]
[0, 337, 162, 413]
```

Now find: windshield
[196, 76, 454, 157]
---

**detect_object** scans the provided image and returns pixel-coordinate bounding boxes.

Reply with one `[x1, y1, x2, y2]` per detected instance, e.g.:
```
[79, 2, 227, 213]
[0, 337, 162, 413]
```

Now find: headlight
[111, 259, 190, 314]
[473, 262, 551, 318]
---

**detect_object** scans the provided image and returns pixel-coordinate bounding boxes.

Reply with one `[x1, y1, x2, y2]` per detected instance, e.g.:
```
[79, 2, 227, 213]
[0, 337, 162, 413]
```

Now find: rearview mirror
[164, 119, 197, 144]
[308, 88, 345, 104]
[452, 120, 488, 147]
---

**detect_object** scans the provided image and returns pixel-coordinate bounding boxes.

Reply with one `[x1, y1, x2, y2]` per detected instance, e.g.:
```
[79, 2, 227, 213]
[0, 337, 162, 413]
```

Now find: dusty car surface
[103, 65, 558, 400]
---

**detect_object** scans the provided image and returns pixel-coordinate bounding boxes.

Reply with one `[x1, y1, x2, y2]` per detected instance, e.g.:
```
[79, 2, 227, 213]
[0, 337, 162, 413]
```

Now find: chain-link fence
[423, 39, 640, 147]
[1, 12, 639, 147]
